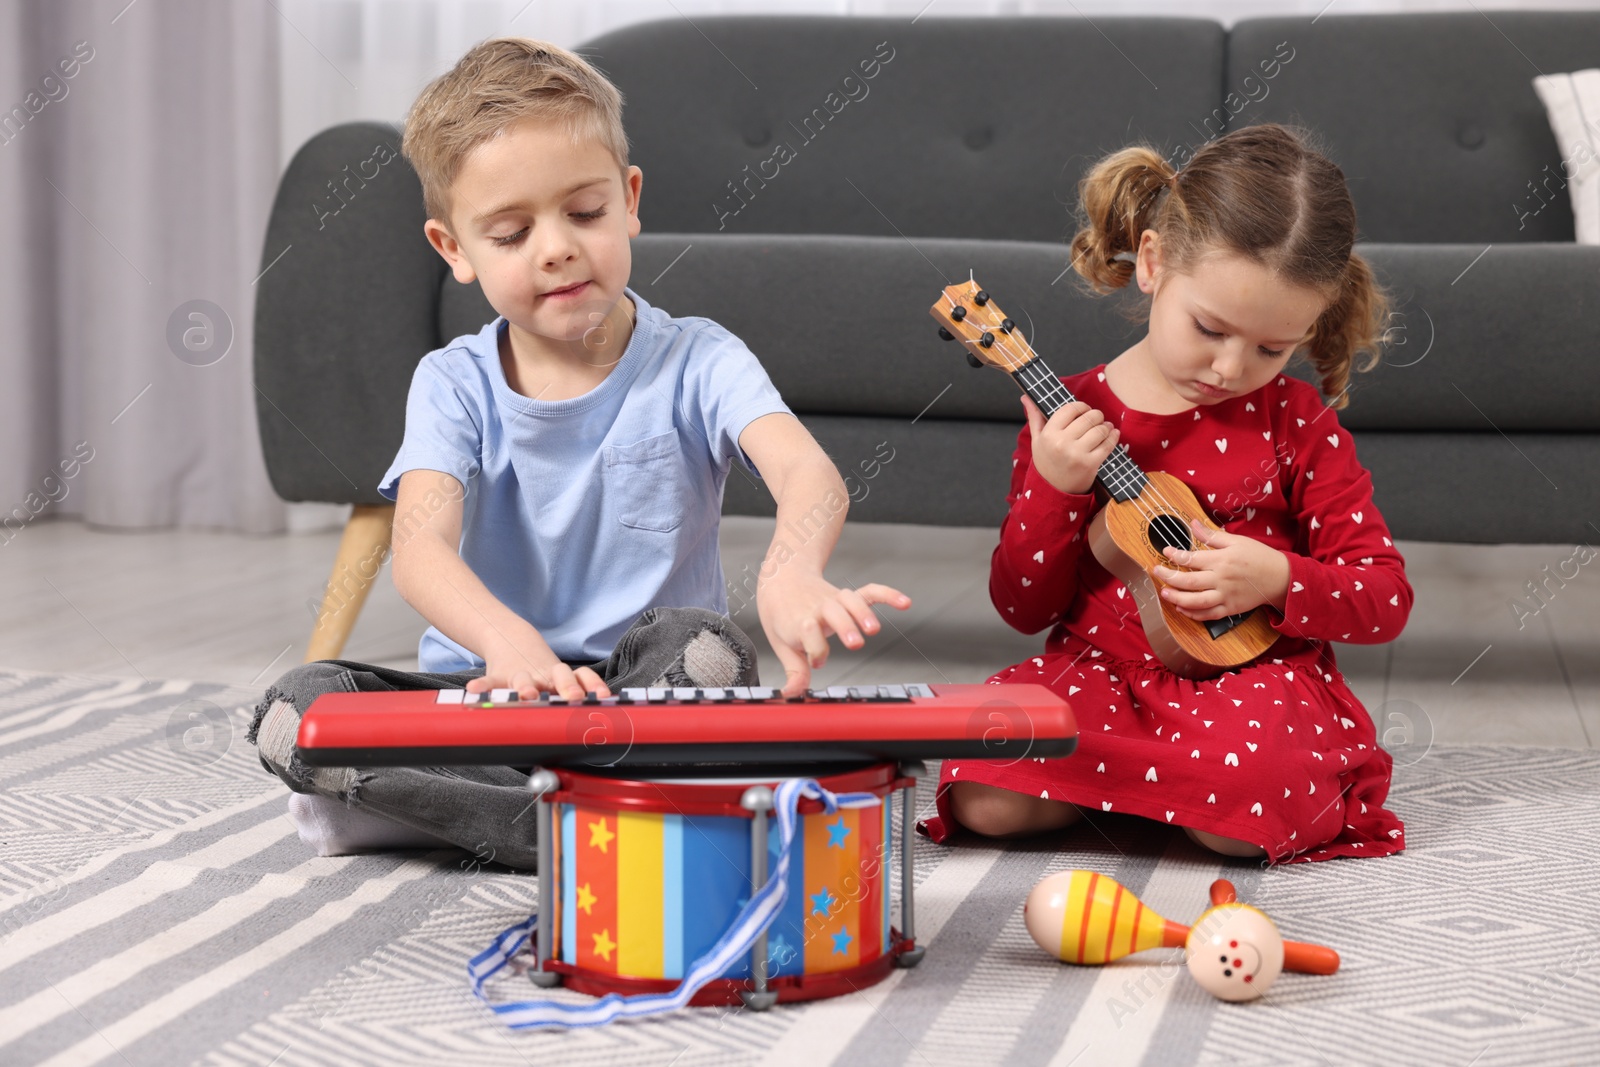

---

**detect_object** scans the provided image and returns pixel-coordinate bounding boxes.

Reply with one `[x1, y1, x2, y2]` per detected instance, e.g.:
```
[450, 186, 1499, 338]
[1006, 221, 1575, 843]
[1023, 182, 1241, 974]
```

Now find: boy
[248, 38, 910, 870]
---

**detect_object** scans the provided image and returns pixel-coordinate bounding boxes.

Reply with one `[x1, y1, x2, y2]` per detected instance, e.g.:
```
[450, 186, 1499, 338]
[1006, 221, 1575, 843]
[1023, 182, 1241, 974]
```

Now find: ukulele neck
[1010, 357, 1149, 504]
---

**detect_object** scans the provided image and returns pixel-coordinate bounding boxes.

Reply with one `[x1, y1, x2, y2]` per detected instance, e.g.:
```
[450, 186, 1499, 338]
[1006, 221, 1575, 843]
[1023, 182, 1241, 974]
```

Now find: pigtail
[1301, 252, 1390, 410]
[1069, 146, 1175, 294]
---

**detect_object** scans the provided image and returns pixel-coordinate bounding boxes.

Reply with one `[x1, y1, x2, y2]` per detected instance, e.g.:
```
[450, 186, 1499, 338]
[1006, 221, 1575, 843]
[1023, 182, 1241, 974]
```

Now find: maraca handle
[1282, 939, 1340, 975]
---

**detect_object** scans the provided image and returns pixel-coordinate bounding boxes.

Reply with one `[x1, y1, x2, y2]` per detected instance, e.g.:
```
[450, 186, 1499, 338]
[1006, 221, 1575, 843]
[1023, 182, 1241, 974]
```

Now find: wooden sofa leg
[304, 504, 396, 663]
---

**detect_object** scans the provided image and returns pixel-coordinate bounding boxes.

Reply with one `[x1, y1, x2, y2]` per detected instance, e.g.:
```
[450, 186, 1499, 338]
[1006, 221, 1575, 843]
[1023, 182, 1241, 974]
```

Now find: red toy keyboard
[295, 683, 1077, 768]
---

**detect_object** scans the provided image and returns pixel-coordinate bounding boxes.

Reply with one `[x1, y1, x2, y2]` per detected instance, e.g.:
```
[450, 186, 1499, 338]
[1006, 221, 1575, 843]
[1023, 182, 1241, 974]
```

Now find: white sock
[286, 792, 453, 857]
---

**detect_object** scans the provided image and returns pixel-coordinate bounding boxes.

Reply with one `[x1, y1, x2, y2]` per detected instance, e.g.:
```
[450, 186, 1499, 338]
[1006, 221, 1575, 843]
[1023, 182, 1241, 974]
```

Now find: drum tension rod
[527, 768, 562, 988]
[897, 760, 927, 968]
[739, 785, 780, 1011]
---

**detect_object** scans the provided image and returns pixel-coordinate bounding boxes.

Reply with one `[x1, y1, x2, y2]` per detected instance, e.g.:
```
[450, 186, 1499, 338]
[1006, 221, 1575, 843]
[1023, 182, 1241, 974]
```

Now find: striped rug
[1, 667, 1597, 1066]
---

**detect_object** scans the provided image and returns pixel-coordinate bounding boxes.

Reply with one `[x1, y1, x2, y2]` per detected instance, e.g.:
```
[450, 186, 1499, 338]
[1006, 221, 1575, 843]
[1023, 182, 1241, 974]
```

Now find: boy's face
[1135, 230, 1325, 406]
[424, 117, 642, 351]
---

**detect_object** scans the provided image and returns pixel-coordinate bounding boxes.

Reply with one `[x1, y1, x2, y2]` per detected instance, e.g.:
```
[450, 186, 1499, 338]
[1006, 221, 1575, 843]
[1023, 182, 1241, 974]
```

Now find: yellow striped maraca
[1023, 870, 1189, 965]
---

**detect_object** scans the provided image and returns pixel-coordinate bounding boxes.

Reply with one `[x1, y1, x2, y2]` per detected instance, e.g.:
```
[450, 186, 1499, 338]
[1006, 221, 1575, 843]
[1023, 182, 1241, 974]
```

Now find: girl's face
[1134, 230, 1328, 406]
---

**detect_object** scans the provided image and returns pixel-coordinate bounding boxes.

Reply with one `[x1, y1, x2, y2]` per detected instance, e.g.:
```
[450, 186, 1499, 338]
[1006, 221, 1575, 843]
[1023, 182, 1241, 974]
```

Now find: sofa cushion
[578, 16, 1225, 241]
[1298, 243, 1600, 433]
[440, 235, 1600, 435]
[1229, 13, 1600, 243]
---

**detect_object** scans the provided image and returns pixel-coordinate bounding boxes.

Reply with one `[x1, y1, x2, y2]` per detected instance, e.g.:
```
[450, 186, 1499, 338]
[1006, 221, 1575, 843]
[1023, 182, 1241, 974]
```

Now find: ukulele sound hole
[1146, 513, 1191, 555]
[1145, 513, 1251, 642]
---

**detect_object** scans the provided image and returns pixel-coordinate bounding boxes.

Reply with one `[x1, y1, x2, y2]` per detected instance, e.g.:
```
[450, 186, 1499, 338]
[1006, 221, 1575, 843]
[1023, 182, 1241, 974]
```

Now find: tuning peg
[979, 332, 995, 348]
[951, 306, 967, 322]
[974, 290, 989, 306]
[937, 326, 955, 341]
[966, 352, 984, 368]
[1001, 317, 1015, 333]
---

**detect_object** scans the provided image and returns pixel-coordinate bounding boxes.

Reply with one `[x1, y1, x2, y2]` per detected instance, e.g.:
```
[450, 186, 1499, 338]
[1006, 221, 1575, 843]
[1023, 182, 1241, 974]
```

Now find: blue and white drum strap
[467, 776, 883, 1030]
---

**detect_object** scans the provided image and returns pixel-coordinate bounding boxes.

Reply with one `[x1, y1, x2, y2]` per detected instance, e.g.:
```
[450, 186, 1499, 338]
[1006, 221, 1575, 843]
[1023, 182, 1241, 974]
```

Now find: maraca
[1023, 871, 1340, 1001]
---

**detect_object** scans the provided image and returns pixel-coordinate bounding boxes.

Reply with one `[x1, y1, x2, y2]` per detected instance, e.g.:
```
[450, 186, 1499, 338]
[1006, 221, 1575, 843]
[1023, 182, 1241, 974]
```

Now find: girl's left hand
[1150, 519, 1291, 619]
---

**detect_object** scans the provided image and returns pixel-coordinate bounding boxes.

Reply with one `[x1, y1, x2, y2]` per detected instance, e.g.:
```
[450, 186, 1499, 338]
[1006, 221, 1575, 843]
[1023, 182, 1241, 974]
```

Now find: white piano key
[488, 688, 516, 704]
[749, 687, 778, 700]
[730, 687, 752, 700]
[647, 687, 669, 702]
[621, 688, 650, 702]
[672, 687, 698, 701]
[703, 688, 730, 700]
[826, 686, 851, 700]
[434, 689, 466, 704]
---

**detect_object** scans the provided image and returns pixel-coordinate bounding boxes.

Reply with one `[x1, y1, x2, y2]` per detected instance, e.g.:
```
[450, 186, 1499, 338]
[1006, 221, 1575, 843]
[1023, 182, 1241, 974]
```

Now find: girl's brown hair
[1068, 123, 1388, 409]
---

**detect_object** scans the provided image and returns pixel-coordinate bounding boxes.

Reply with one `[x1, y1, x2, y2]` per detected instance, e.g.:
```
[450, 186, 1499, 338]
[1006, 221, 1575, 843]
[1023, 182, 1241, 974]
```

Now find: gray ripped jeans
[247, 606, 759, 870]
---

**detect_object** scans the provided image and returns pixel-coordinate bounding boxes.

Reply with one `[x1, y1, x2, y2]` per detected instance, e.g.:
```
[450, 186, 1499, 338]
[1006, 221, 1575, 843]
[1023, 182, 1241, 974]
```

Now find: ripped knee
[662, 608, 758, 687]
[251, 696, 361, 797]
[253, 697, 313, 789]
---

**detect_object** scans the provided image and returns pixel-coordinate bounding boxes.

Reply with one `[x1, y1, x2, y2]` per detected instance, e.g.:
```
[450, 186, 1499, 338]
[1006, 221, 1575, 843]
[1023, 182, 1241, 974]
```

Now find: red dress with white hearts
[923, 367, 1411, 863]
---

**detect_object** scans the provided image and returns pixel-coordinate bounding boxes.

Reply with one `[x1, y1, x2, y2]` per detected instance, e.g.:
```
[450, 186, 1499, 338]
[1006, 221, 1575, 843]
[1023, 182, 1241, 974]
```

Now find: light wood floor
[1, 517, 1595, 749]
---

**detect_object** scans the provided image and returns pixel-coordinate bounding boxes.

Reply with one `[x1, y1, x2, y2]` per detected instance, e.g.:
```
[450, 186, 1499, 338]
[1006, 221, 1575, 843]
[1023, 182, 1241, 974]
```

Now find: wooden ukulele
[929, 278, 1279, 679]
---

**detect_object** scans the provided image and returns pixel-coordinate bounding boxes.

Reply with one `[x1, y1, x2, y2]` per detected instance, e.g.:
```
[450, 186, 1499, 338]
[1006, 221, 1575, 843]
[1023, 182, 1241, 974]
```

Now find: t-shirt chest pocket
[603, 429, 687, 533]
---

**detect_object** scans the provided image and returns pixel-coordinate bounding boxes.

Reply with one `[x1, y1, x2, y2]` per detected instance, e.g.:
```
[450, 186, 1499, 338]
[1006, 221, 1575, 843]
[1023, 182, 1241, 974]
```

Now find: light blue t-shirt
[379, 288, 791, 672]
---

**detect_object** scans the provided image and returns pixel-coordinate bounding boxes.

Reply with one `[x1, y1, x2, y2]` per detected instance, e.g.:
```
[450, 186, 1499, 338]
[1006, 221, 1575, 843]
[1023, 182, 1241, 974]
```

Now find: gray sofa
[256, 11, 1600, 589]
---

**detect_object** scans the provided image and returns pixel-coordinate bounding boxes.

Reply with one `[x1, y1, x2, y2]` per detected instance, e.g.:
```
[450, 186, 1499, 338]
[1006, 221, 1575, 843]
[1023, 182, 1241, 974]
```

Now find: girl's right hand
[1022, 394, 1120, 496]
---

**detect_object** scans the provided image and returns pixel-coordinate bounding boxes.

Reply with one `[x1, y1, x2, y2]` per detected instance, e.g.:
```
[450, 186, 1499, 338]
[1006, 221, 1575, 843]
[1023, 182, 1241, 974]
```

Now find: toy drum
[524, 761, 925, 1007]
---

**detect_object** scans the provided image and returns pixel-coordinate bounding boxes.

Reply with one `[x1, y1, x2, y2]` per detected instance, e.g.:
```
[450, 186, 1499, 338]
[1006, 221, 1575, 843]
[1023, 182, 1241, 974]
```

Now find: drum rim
[546, 760, 904, 816]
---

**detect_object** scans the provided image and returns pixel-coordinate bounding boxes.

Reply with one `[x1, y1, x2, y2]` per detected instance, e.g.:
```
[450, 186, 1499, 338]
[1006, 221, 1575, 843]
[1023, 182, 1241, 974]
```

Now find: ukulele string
[980, 310, 1218, 570]
[942, 287, 1176, 535]
[1012, 350, 1203, 549]
[943, 287, 1211, 565]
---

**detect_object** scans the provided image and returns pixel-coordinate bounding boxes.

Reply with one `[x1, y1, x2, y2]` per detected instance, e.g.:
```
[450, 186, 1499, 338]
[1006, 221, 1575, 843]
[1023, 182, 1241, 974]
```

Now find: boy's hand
[1022, 395, 1120, 496]
[1150, 519, 1291, 619]
[757, 571, 911, 697]
[465, 633, 610, 701]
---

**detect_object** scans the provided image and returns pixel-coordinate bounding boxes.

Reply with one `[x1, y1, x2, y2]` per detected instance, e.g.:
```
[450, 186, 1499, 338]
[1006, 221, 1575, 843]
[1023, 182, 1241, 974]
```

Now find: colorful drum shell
[545, 762, 905, 1005]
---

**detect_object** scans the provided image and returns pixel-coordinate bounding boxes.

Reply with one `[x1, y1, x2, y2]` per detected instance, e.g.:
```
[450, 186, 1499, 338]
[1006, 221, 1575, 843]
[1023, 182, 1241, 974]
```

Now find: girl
[923, 123, 1411, 864]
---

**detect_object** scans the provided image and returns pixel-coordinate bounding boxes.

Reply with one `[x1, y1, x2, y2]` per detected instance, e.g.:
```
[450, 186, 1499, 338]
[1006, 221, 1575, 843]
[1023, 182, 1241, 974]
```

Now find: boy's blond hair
[401, 37, 630, 228]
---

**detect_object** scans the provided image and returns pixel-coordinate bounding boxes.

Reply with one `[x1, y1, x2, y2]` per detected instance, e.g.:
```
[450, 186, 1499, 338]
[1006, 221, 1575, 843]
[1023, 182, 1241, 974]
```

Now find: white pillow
[1532, 70, 1600, 243]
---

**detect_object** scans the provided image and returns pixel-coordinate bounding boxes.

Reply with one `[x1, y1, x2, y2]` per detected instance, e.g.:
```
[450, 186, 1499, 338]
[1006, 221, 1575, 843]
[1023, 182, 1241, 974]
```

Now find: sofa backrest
[256, 14, 1600, 528]
[1229, 13, 1599, 243]
[578, 16, 1225, 241]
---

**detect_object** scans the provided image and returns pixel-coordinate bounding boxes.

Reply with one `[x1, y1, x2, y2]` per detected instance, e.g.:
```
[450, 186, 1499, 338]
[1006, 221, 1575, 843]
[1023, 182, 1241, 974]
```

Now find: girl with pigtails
[924, 123, 1412, 864]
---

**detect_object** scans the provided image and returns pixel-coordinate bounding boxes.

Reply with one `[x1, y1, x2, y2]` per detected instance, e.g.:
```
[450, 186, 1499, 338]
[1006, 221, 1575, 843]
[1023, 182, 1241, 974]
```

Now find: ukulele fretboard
[1011, 359, 1148, 502]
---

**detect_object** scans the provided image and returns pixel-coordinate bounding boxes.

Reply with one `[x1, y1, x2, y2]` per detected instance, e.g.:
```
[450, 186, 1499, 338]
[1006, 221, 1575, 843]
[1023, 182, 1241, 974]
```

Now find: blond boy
[249, 39, 908, 869]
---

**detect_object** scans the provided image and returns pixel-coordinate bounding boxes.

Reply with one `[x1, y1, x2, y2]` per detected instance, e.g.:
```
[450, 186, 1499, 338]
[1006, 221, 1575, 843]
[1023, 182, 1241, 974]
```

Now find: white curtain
[0, 0, 284, 534]
[2, 0, 1586, 537]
